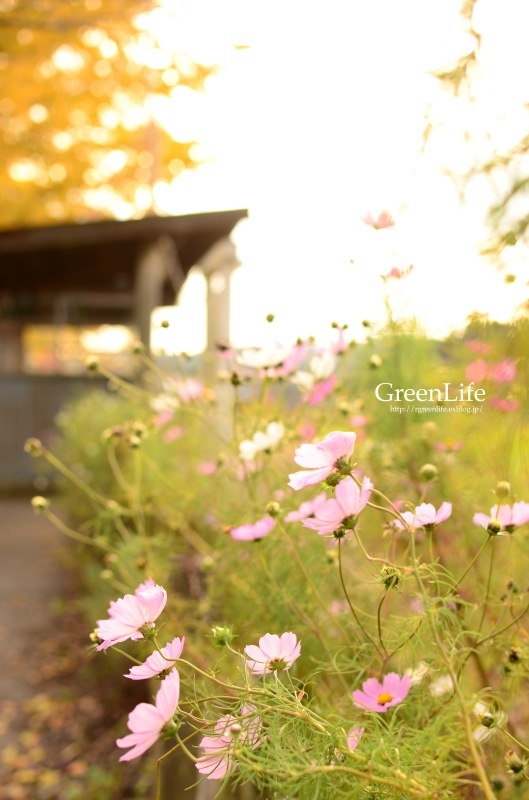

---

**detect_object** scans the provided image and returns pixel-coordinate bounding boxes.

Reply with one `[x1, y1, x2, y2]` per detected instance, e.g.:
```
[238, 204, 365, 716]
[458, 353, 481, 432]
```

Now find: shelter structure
[0, 208, 247, 485]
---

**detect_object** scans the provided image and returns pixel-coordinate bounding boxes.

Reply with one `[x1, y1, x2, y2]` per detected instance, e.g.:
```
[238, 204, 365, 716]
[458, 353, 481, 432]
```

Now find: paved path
[0, 497, 68, 739]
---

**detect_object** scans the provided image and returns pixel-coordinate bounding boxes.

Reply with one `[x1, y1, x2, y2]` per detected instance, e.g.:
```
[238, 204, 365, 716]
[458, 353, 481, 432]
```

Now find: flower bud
[102, 425, 123, 441]
[231, 372, 242, 387]
[419, 463, 438, 481]
[31, 495, 49, 513]
[85, 355, 100, 372]
[266, 313, 275, 323]
[505, 750, 525, 774]
[211, 625, 236, 648]
[487, 518, 502, 535]
[24, 437, 43, 457]
[100, 569, 113, 580]
[266, 501, 281, 517]
[128, 435, 141, 449]
[229, 723, 242, 736]
[496, 481, 511, 499]
[507, 647, 522, 664]
[201, 555, 215, 572]
[131, 420, 148, 439]
[369, 354, 382, 368]
[380, 564, 402, 590]
[477, 711, 495, 728]
[160, 319, 170, 328]
[132, 341, 145, 355]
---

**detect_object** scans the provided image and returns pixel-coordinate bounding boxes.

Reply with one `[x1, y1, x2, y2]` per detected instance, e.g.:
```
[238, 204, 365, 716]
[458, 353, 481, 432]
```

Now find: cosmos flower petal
[155, 669, 180, 720]
[288, 467, 334, 490]
[117, 731, 161, 761]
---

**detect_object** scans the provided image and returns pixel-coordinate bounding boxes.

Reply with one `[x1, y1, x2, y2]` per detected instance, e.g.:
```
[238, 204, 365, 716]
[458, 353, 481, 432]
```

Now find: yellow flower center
[378, 692, 393, 705]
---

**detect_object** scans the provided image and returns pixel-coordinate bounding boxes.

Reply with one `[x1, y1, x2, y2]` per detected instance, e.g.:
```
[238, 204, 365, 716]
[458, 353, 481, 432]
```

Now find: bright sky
[145, 0, 529, 352]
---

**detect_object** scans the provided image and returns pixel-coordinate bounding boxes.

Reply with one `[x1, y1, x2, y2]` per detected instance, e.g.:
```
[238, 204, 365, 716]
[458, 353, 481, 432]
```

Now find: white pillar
[134, 236, 185, 352]
[198, 237, 240, 352]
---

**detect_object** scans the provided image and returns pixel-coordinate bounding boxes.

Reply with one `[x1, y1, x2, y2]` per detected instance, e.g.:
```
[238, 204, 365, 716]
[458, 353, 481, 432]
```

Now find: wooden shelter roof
[0, 209, 247, 295]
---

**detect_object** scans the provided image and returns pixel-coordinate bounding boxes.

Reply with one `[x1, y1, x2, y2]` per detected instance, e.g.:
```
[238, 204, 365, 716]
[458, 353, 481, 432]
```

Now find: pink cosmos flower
[162, 425, 184, 443]
[466, 359, 488, 383]
[490, 396, 520, 412]
[288, 431, 356, 490]
[466, 340, 491, 356]
[473, 502, 529, 533]
[331, 326, 348, 354]
[384, 264, 413, 280]
[124, 637, 185, 680]
[302, 476, 373, 536]
[230, 516, 275, 541]
[298, 422, 317, 441]
[352, 672, 411, 713]
[304, 374, 337, 405]
[284, 493, 327, 523]
[175, 378, 204, 403]
[134, 578, 155, 594]
[274, 341, 309, 378]
[395, 502, 452, 531]
[96, 584, 167, 651]
[362, 210, 395, 229]
[153, 409, 174, 428]
[489, 359, 516, 383]
[196, 705, 261, 780]
[116, 669, 180, 761]
[244, 632, 301, 674]
[350, 414, 369, 428]
[198, 461, 217, 476]
[434, 439, 463, 453]
[347, 727, 365, 751]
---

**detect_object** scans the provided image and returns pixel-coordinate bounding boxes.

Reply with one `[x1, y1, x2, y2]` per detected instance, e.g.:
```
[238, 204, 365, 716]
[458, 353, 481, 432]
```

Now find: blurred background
[1, 0, 529, 360]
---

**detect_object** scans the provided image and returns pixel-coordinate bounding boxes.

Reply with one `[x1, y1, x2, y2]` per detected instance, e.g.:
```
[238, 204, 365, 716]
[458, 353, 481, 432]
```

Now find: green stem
[377, 590, 388, 656]
[408, 533, 496, 800]
[276, 521, 354, 645]
[43, 447, 125, 511]
[110, 646, 143, 665]
[476, 600, 529, 648]
[477, 537, 496, 635]
[338, 539, 382, 656]
[449, 536, 491, 595]
[95, 364, 153, 398]
[354, 528, 407, 569]
[43, 509, 110, 550]
[499, 728, 529, 754]
[107, 442, 131, 494]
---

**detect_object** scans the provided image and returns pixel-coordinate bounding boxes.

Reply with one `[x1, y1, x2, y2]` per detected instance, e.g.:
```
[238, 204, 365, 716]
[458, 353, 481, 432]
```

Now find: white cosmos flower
[239, 422, 285, 461]
[405, 661, 430, 685]
[472, 701, 507, 743]
[291, 351, 337, 392]
[429, 674, 454, 697]
[237, 345, 291, 370]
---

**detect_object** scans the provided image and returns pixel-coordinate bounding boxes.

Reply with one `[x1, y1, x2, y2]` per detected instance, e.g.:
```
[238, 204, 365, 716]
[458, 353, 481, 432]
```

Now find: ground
[0, 497, 150, 800]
